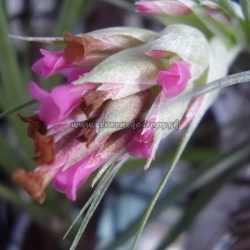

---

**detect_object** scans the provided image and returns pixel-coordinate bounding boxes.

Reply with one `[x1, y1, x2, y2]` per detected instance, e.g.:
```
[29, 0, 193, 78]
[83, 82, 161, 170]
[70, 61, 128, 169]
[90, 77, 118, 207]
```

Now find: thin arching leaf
[64, 165, 114, 239]
[8, 35, 65, 44]
[213, 0, 239, 19]
[239, 0, 250, 46]
[0, 99, 37, 120]
[69, 160, 125, 250]
[131, 91, 218, 250]
[156, 71, 250, 115]
[240, 0, 250, 25]
[107, 137, 250, 250]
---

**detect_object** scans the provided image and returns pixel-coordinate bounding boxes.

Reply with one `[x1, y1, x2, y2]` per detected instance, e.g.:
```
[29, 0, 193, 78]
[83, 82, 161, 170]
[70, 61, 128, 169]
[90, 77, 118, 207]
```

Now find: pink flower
[156, 60, 191, 98]
[136, 1, 191, 16]
[14, 82, 149, 202]
[54, 129, 135, 200]
[12, 24, 210, 203]
[32, 28, 157, 79]
[126, 126, 154, 158]
[32, 49, 75, 78]
[29, 81, 94, 126]
[53, 153, 96, 200]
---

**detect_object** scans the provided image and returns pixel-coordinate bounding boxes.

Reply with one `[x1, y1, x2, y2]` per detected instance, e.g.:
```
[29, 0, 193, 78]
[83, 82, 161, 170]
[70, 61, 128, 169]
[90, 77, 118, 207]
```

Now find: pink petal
[126, 139, 144, 157]
[136, 4, 156, 14]
[136, 1, 191, 16]
[140, 142, 153, 158]
[53, 153, 100, 200]
[156, 60, 191, 98]
[32, 49, 74, 78]
[30, 82, 85, 126]
[29, 81, 49, 101]
[51, 84, 82, 117]
[126, 128, 154, 159]
[39, 98, 60, 126]
[31, 58, 45, 76]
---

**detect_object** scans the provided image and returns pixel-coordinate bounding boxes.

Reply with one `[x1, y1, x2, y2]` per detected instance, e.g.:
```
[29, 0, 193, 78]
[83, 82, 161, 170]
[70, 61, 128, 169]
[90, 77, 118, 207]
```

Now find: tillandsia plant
[5, 0, 250, 249]
[12, 24, 210, 203]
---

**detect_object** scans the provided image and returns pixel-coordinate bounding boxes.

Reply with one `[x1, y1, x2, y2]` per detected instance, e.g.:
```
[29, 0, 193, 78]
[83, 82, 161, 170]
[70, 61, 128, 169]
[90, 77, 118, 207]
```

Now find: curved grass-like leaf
[212, 0, 247, 46]
[131, 91, 218, 250]
[239, 0, 250, 46]
[107, 137, 250, 250]
[69, 160, 125, 250]
[156, 71, 250, 115]
[213, 0, 239, 19]
[0, 99, 37, 120]
[8, 35, 64, 44]
[240, 0, 250, 25]
[64, 165, 114, 239]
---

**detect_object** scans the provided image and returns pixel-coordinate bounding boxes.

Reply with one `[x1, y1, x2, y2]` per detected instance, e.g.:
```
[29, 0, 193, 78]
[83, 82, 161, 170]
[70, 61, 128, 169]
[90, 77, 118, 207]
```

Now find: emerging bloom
[156, 60, 191, 98]
[136, 0, 191, 16]
[32, 50, 74, 78]
[201, 0, 240, 25]
[13, 24, 211, 203]
[29, 81, 94, 126]
[32, 27, 157, 78]
[126, 120, 155, 159]
[136, 0, 247, 48]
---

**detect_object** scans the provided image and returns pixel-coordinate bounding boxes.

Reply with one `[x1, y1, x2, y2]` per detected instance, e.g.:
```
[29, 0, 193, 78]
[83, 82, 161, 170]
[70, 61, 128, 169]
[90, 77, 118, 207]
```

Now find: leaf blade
[131, 91, 218, 250]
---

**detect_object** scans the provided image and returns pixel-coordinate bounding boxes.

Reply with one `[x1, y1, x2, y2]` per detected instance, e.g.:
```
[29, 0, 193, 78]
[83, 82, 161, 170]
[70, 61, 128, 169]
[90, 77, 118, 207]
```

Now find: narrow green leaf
[239, 0, 250, 41]
[92, 152, 125, 187]
[107, 138, 250, 250]
[213, 0, 238, 19]
[0, 99, 37, 119]
[131, 91, 217, 250]
[64, 165, 115, 239]
[8, 34, 65, 44]
[212, 0, 247, 46]
[70, 162, 123, 250]
[157, 71, 250, 115]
